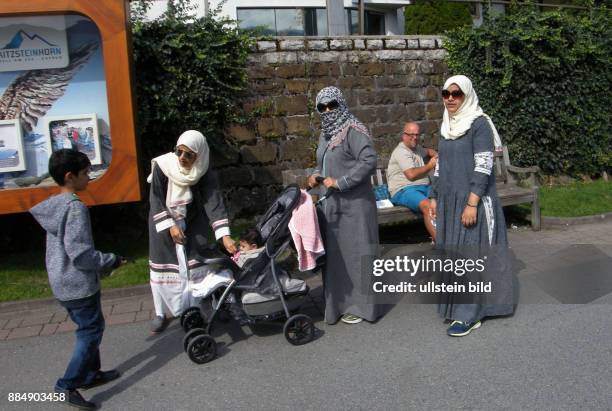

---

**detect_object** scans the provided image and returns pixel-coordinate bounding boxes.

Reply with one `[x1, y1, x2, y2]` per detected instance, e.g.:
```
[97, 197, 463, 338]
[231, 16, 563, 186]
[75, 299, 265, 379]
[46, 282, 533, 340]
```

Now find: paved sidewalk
[1, 220, 610, 341]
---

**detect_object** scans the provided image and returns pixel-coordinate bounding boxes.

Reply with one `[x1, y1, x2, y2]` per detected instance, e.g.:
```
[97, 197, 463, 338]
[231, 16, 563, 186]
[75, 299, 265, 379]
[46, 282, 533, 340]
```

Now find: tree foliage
[131, 0, 255, 171]
[444, 4, 611, 175]
[404, 0, 472, 35]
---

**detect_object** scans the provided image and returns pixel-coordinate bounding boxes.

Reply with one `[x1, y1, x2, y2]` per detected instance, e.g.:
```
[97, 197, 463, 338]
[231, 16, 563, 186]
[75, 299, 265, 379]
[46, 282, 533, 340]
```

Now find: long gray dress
[316, 127, 383, 324]
[431, 116, 516, 323]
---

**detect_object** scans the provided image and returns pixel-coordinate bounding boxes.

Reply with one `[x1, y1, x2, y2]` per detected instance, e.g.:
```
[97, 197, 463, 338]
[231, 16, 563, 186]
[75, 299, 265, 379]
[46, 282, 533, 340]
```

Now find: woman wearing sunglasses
[430, 75, 515, 337]
[146, 130, 237, 333]
[307, 86, 383, 325]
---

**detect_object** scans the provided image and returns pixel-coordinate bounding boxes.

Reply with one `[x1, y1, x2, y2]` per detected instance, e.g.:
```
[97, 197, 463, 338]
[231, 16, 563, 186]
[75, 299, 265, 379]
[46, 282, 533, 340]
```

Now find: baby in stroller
[181, 185, 318, 364]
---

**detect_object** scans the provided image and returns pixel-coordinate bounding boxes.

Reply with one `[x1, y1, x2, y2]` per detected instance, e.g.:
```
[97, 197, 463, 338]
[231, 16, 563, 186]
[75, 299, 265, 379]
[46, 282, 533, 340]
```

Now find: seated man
[386, 122, 437, 241]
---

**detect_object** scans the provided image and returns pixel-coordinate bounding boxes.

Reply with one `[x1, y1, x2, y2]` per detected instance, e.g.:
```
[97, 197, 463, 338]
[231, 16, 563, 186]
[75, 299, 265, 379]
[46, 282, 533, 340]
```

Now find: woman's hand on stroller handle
[308, 174, 337, 190]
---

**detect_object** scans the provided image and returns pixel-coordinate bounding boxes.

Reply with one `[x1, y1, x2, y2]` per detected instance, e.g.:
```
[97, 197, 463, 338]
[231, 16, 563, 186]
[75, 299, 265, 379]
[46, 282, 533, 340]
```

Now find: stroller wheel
[182, 309, 205, 332]
[183, 328, 206, 352]
[180, 307, 201, 328]
[187, 335, 217, 364]
[284, 314, 315, 346]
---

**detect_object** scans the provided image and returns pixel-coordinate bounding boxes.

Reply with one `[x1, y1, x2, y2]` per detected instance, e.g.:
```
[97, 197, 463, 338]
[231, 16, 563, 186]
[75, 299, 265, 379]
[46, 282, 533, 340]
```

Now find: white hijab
[147, 130, 210, 219]
[441, 75, 502, 150]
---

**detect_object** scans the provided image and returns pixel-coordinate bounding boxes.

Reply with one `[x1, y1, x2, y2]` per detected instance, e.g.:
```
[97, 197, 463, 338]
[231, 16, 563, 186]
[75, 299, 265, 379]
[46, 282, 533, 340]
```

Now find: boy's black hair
[240, 227, 263, 247]
[48, 149, 91, 186]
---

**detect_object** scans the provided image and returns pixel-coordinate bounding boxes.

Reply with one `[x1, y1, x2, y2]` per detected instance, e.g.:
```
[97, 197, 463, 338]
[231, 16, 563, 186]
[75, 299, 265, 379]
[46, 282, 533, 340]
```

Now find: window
[346, 9, 385, 35]
[237, 8, 327, 36]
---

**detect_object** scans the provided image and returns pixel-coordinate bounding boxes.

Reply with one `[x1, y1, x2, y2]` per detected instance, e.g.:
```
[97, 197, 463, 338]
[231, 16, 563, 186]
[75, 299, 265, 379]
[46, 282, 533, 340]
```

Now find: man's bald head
[402, 122, 420, 149]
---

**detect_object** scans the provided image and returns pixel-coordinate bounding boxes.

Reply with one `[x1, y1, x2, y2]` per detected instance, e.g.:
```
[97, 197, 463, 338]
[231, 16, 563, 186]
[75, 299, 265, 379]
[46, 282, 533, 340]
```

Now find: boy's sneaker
[447, 320, 481, 337]
[341, 314, 363, 324]
[80, 369, 121, 390]
[150, 316, 170, 333]
[55, 388, 97, 410]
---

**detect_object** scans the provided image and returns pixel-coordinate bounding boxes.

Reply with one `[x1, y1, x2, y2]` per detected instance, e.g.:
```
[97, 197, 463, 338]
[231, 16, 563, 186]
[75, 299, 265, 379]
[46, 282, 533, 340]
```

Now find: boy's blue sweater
[30, 192, 118, 301]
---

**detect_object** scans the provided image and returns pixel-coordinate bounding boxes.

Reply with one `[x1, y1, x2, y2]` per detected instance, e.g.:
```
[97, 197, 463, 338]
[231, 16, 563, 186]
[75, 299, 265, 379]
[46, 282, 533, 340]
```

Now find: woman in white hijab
[147, 130, 237, 333]
[429, 75, 516, 337]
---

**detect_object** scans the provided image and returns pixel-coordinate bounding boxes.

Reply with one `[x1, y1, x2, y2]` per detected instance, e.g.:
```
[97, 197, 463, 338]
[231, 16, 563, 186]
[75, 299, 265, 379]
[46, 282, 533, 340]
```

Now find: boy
[30, 149, 125, 410]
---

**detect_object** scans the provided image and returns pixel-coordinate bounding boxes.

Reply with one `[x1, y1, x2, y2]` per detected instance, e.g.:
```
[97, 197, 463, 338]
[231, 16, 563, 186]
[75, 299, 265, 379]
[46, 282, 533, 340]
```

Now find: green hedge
[131, 1, 254, 171]
[405, 0, 472, 35]
[444, 5, 611, 176]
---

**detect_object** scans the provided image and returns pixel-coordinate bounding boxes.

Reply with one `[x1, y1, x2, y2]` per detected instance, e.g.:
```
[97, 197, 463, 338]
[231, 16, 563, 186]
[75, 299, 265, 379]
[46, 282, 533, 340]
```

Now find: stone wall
[219, 36, 448, 217]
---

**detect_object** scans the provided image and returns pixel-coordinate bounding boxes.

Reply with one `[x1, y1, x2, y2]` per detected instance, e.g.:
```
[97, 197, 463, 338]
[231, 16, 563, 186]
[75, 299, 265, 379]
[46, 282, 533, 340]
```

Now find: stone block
[20, 314, 52, 327]
[257, 41, 277, 52]
[341, 64, 358, 76]
[329, 39, 353, 50]
[285, 79, 310, 94]
[396, 89, 421, 104]
[385, 39, 406, 49]
[307, 63, 329, 76]
[329, 64, 341, 77]
[280, 139, 314, 162]
[386, 62, 407, 75]
[247, 65, 274, 79]
[420, 39, 436, 49]
[374, 50, 403, 61]
[225, 125, 256, 143]
[345, 51, 374, 64]
[436, 38, 445, 48]
[252, 79, 284, 95]
[261, 52, 298, 65]
[211, 150, 240, 167]
[240, 141, 278, 164]
[337, 76, 375, 91]
[279, 40, 305, 51]
[285, 116, 311, 136]
[372, 124, 401, 139]
[359, 91, 394, 106]
[39, 324, 59, 336]
[308, 51, 344, 63]
[257, 117, 286, 138]
[243, 99, 274, 116]
[407, 39, 420, 49]
[276, 64, 306, 79]
[405, 103, 426, 121]
[252, 165, 285, 185]
[358, 62, 385, 76]
[429, 74, 445, 87]
[275, 95, 309, 116]
[307, 40, 328, 50]
[401, 49, 424, 60]
[422, 49, 447, 60]
[354, 39, 366, 49]
[418, 120, 440, 135]
[366, 39, 383, 50]
[230, 187, 269, 215]
[406, 74, 429, 87]
[422, 86, 441, 101]
[351, 108, 377, 124]
[220, 167, 253, 187]
[425, 102, 444, 120]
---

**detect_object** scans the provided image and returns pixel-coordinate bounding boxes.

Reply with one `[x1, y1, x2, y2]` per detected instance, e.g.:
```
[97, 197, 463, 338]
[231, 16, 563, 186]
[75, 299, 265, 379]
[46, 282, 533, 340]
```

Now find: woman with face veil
[430, 75, 516, 337]
[147, 130, 237, 333]
[308, 86, 383, 325]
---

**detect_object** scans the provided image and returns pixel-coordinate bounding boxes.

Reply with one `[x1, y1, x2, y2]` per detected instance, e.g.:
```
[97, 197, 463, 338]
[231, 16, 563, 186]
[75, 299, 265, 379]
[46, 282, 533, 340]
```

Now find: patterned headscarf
[316, 86, 370, 149]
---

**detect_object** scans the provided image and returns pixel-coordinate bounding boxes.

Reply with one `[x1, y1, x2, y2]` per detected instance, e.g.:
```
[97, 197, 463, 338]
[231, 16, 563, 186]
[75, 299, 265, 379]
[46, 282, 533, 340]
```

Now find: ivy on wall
[444, 4, 611, 176]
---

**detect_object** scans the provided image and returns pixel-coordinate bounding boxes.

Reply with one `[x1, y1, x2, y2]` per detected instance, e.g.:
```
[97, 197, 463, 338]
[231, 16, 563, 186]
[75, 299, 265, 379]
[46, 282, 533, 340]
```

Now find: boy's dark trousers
[55, 292, 105, 391]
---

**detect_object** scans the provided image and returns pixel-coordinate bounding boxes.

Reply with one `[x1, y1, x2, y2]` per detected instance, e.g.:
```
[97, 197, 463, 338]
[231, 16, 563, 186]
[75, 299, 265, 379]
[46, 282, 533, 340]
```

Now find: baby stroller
[180, 184, 320, 364]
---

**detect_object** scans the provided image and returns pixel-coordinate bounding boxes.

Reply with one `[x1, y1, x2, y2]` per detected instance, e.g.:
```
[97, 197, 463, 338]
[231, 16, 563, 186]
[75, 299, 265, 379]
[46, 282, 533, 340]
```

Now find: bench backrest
[372, 146, 509, 187]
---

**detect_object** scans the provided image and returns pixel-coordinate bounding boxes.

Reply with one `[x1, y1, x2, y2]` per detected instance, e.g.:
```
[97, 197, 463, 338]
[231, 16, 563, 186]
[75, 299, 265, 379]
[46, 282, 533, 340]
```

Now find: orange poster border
[0, 0, 141, 214]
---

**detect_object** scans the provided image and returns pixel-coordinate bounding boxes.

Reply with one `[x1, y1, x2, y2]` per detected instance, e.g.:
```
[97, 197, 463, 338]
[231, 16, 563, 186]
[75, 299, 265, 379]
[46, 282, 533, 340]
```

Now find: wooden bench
[281, 145, 541, 231]
[372, 146, 541, 230]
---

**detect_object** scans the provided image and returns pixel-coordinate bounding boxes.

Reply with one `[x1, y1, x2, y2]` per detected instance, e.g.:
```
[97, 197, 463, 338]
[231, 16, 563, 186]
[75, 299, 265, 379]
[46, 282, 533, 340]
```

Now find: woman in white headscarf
[307, 86, 383, 325]
[429, 75, 515, 337]
[147, 130, 237, 333]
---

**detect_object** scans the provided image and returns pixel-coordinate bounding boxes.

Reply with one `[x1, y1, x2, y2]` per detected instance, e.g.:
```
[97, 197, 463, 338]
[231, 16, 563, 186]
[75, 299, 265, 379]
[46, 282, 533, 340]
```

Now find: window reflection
[237, 8, 327, 36]
[276, 9, 304, 36]
[237, 8, 275, 35]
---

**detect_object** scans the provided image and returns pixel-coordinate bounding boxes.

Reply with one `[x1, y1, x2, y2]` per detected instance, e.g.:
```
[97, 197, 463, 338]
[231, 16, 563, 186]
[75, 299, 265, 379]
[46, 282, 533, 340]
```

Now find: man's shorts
[391, 185, 430, 213]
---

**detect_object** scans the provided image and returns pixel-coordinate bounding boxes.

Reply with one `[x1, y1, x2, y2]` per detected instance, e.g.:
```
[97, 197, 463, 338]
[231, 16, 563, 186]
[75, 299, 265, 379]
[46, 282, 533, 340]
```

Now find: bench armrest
[507, 165, 540, 174]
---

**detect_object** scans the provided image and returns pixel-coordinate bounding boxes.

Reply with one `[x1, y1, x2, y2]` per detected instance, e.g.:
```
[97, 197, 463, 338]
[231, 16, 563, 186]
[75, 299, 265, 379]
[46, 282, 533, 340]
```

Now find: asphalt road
[1, 292, 611, 411]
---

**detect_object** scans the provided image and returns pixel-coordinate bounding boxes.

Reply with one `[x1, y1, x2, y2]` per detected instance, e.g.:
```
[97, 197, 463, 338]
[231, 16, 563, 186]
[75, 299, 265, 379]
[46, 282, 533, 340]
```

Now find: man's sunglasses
[441, 90, 464, 99]
[174, 147, 196, 160]
[317, 100, 339, 112]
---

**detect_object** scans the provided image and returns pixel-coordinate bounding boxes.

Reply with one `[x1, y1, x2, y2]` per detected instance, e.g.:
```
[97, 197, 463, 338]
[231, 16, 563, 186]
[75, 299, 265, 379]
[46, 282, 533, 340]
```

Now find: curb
[0, 284, 151, 315]
[542, 211, 612, 226]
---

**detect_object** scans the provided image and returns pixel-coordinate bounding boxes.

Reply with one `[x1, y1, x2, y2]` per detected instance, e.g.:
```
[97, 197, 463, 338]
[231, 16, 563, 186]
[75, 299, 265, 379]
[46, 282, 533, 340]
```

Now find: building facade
[143, 0, 410, 35]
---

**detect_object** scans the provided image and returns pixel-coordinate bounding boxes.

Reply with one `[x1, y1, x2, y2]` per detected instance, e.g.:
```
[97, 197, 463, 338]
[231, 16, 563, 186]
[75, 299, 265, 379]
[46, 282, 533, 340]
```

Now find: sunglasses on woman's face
[317, 100, 339, 113]
[441, 90, 465, 99]
[174, 147, 196, 160]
